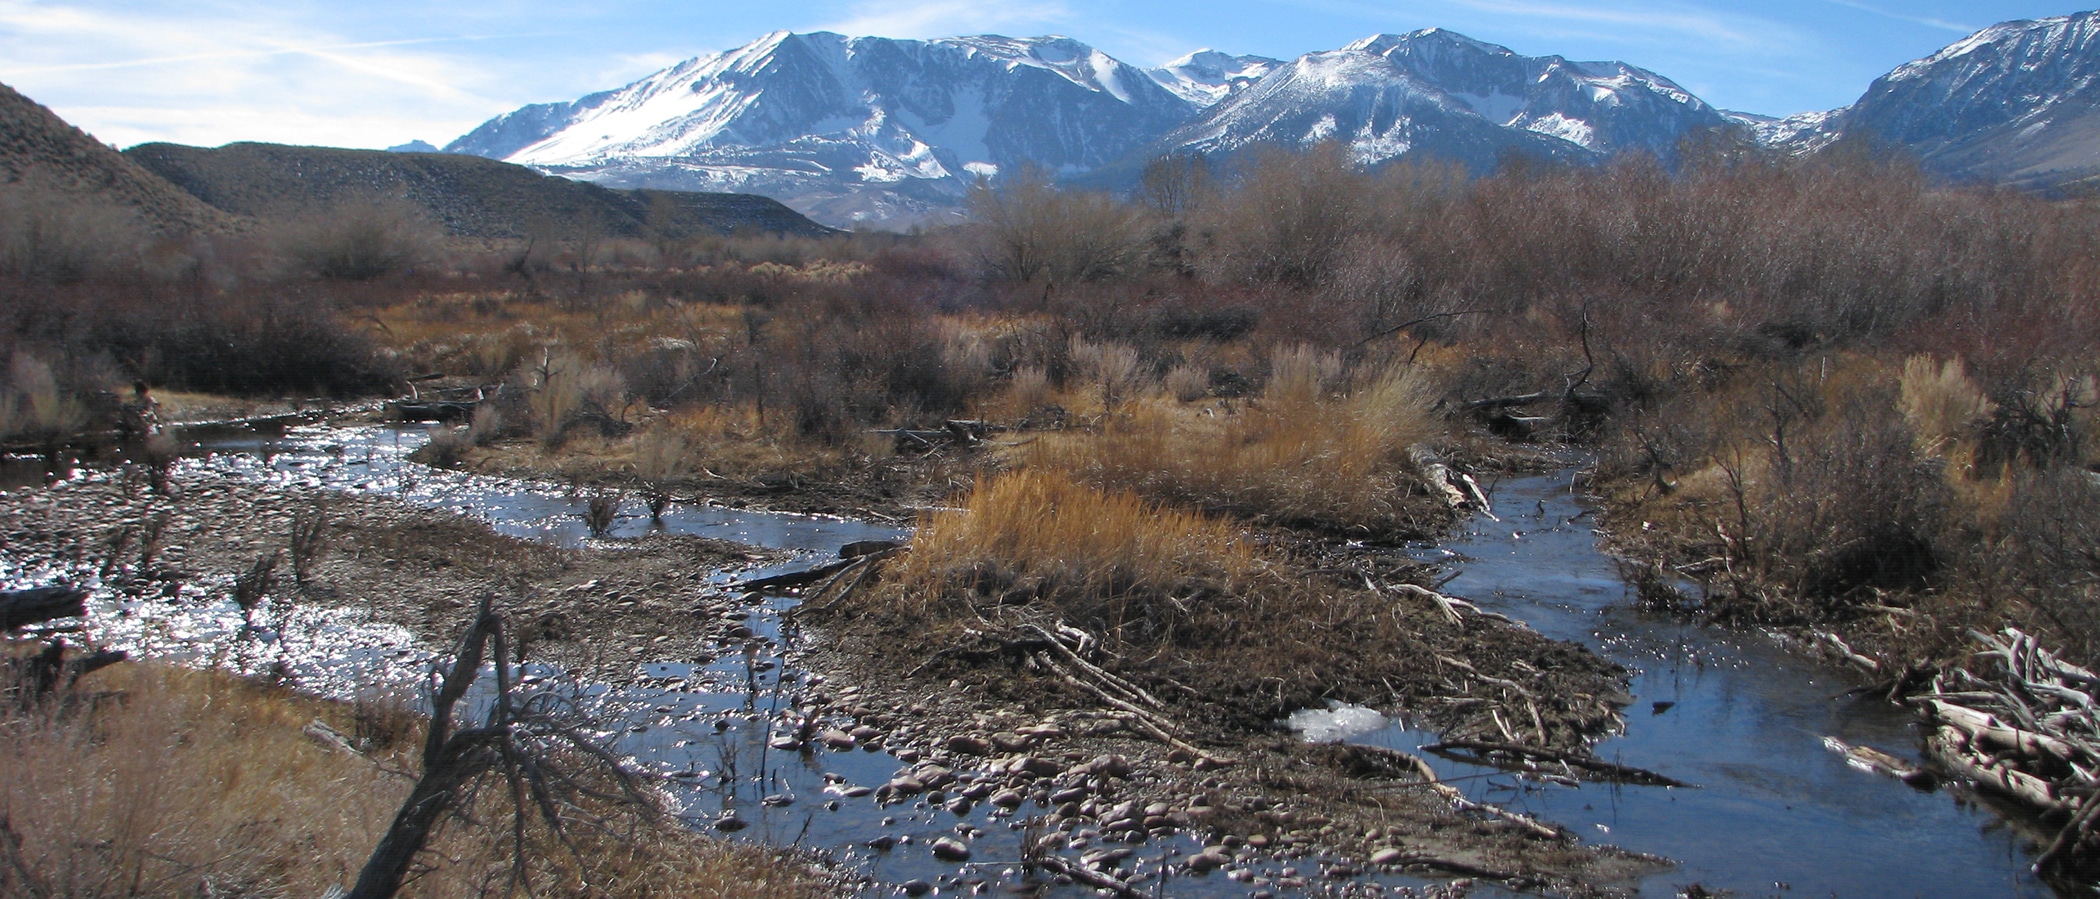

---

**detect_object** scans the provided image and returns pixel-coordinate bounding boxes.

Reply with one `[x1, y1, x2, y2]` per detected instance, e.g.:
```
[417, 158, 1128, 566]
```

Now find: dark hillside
[0, 82, 239, 233]
[125, 142, 836, 239]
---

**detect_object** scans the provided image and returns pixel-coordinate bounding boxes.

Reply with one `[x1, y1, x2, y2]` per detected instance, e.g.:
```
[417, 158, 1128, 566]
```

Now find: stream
[0, 421, 2070, 897]
[1325, 471, 2055, 897]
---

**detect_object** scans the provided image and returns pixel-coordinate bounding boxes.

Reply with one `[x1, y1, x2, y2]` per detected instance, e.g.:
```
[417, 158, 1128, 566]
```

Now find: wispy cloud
[7, 34, 546, 79]
[1815, 0, 1975, 34]
[815, 0, 1075, 39]
[0, 1, 533, 146]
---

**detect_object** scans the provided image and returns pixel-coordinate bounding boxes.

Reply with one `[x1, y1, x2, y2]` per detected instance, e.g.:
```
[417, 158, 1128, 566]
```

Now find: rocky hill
[125, 142, 834, 240]
[0, 81, 238, 233]
[1800, 10, 2100, 190]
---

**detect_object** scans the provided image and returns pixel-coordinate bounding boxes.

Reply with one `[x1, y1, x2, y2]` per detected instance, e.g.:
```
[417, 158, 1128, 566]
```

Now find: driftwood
[1404, 446, 1495, 520]
[1813, 630, 1882, 673]
[1334, 743, 1564, 840]
[1364, 577, 1514, 627]
[0, 586, 88, 631]
[1033, 651, 1229, 766]
[1820, 736, 1930, 784]
[1914, 628, 2100, 871]
[1026, 854, 1143, 897]
[1424, 739, 1692, 788]
[873, 420, 995, 453]
[345, 596, 650, 899]
[725, 558, 861, 591]
[1929, 726, 2068, 811]
[744, 546, 905, 596]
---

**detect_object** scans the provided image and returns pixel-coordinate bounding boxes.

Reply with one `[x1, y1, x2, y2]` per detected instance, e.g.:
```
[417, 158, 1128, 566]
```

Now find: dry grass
[0, 663, 403, 897]
[832, 468, 1623, 742]
[1028, 361, 1445, 534]
[894, 468, 1259, 607]
[1899, 354, 1995, 462]
[638, 405, 861, 481]
[0, 661, 830, 899]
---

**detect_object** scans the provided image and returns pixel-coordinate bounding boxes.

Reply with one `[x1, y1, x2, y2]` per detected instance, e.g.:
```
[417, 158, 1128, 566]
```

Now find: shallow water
[1327, 470, 2058, 898]
[9, 420, 1457, 897]
[11, 422, 2069, 896]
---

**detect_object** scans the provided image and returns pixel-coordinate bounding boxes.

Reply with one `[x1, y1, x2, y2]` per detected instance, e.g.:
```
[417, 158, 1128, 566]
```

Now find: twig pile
[1919, 628, 2100, 870]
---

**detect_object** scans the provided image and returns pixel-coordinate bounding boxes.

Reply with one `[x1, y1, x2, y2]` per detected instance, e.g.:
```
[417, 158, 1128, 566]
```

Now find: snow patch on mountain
[1145, 50, 1280, 106]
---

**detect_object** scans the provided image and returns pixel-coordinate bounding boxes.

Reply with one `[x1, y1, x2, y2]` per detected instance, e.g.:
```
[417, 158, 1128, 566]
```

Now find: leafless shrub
[1690, 382, 1950, 619]
[528, 349, 631, 447]
[1069, 338, 1147, 418]
[279, 197, 436, 281]
[289, 509, 330, 585]
[581, 491, 623, 538]
[422, 424, 474, 467]
[3, 354, 87, 448]
[1193, 143, 1382, 288]
[1163, 363, 1209, 403]
[0, 182, 144, 282]
[232, 551, 282, 630]
[967, 168, 1149, 284]
[632, 430, 693, 521]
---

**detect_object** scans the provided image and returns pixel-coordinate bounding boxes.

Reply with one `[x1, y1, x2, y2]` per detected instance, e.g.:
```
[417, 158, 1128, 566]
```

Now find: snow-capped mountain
[1780, 10, 2100, 188]
[446, 31, 1197, 225]
[449, 28, 1752, 225]
[1150, 29, 1734, 169]
[1145, 50, 1280, 106]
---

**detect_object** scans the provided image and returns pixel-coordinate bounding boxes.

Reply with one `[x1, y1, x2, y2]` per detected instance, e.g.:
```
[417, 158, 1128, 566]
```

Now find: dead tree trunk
[347, 600, 503, 899]
[0, 587, 87, 631]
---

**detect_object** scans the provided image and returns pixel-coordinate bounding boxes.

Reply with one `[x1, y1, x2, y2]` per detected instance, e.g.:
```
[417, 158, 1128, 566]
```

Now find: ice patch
[1287, 702, 1389, 743]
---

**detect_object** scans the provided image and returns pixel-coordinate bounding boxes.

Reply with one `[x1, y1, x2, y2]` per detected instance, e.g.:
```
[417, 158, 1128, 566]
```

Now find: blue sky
[0, 0, 2090, 150]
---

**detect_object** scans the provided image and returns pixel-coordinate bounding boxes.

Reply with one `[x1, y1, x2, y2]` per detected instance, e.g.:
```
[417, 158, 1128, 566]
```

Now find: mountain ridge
[449, 16, 2100, 226]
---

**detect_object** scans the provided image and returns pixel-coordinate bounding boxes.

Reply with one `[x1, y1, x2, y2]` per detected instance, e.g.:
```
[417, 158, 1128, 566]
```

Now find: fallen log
[725, 558, 861, 591]
[1924, 699, 2090, 767]
[1813, 630, 1881, 673]
[1821, 736, 1931, 784]
[1928, 726, 2069, 811]
[1425, 739, 1692, 788]
[0, 586, 88, 631]
[1404, 446, 1472, 511]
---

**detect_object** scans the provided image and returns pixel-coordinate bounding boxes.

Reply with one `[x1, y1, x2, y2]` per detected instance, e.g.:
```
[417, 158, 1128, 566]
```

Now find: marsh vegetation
[5, 135, 2100, 893]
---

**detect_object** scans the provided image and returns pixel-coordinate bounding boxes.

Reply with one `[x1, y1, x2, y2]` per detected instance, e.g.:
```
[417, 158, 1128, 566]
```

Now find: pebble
[1370, 847, 1407, 866]
[930, 837, 972, 862]
[945, 734, 993, 755]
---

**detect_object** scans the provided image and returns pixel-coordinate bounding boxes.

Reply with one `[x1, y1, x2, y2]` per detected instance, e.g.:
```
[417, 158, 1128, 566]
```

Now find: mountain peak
[1820, 9, 2100, 188]
[1343, 29, 1515, 58]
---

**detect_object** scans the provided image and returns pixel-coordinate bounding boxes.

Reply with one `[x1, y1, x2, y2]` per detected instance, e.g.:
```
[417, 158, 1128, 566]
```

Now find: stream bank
[0, 420, 1666, 896]
[4, 422, 2067, 897]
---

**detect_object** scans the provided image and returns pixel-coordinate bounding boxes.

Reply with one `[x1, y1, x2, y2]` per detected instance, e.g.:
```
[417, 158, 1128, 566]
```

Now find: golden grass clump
[894, 468, 1259, 604]
[1899, 354, 1994, 462]
[1028, 361, 1444, 534]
